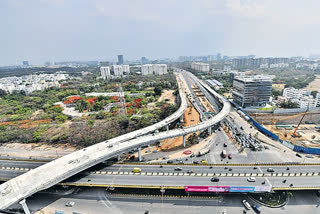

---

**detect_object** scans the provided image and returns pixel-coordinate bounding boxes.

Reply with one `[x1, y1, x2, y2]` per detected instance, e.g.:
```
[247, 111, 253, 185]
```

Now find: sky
[1, 0, 320, 65]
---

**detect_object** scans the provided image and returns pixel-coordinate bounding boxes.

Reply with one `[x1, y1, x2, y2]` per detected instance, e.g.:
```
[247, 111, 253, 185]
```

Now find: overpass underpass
[0, 71, 231, 210]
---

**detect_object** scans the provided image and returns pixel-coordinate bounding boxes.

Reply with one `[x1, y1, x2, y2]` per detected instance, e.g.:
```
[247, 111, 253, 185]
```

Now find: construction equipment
[292, 106, 309, 138]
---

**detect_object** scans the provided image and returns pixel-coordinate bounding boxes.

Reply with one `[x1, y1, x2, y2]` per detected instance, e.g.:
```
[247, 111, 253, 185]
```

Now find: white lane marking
[258, 166, 272, 187]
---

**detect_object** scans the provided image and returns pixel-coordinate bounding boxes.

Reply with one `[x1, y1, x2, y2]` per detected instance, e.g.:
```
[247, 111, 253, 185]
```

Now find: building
[22, 61, 29, 66]
[141, 57, 148, 64]
[112, 65, 123, 76]
[141, 64, 167, 75]
[122, 65, 130, 74]
[217, 53, 221, 61]
[100, 66, 111, 80]
[232, 57, 289, 69]
[117, 55, 124, 65]
[282, 87, 319, 108]
[232, 75, 272, 107]
[191, 62, 210, 73]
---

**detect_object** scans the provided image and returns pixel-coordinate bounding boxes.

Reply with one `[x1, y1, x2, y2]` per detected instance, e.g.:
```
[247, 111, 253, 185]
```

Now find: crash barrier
[118, 162, 320, 166]
[240, 109, 320, 155]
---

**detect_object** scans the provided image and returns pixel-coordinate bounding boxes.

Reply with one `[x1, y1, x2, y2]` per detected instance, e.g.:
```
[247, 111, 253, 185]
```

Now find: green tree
[54, 114, 68, 123]
[311, 90, 318, 98]
[154, 86, 163, 96]
[119, 117, 129, 129]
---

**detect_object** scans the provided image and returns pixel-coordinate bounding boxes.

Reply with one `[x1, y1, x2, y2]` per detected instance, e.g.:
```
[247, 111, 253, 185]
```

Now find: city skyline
[2, 0, 320, 66]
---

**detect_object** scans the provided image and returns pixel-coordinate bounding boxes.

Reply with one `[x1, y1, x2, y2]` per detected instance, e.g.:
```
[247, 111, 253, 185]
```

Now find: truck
[197, 148, 210, 157]
[221, 150, 227, 158]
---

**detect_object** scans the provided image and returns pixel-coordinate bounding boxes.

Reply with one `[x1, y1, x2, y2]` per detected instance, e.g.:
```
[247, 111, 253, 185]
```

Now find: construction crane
[292, 106, 309, 137]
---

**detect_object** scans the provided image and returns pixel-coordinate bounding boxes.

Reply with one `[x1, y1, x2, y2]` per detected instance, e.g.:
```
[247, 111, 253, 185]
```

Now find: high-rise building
[141, 64, 167, 75]
[117, 55, 124, 65]
[100, 67, 111, 80]
[232, 75, 272, 107]
[99, 61, 110, 66]
[112, 65, 123, 76]
[217, 53, 221, 61]
[141, 57, 148, 64]
[191, 62, 210, 73]
[22, 61, 29, 66]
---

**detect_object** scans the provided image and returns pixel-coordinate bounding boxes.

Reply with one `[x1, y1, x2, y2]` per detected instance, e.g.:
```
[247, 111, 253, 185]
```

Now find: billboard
[185, 186, 230, 193]
[254, 186, 272, 192]
[229, 186, 255, 193]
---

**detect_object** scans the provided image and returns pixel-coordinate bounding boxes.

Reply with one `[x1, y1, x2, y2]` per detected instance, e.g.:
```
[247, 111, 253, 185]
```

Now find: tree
[154, 86, 163, 96]
[0, 89, 7, 97]
[54, 114, 68, 123]
[119, 117, 129, 129]
[311, 90, 318, 98]
[271, 88, 282, 99]
[279, 101, 299, 109]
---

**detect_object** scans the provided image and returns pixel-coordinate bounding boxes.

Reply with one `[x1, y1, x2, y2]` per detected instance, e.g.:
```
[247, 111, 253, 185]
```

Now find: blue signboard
[230, 186, 255, 193]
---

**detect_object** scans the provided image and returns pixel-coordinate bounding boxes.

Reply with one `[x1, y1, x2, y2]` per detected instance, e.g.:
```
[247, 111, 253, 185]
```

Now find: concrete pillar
[166, 125, 169, 131]
[19, 199, 30, 214]
[183, 135, 186, 147]
[138, 147, 142, 162]
[180, 114, 184, 121]
[208, 127, 212, 135]
[117, 154, 121, 161]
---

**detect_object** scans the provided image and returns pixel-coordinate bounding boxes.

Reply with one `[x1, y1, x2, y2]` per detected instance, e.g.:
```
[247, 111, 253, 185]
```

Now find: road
[6, 187, 320, 214]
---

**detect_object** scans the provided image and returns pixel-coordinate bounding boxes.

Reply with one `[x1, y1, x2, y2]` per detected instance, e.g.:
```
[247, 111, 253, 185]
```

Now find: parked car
[65, 201, 75, 207]
[193, 161, 200, 164]
[167, 160, 173, 164]
[242, 200, 251, 210]
[296, 153, 302, 158]
[224, 143, 228, 147]
[247, 177, 256, 182]
[228, 154, 232, 159]
[211, 177, 220, 182]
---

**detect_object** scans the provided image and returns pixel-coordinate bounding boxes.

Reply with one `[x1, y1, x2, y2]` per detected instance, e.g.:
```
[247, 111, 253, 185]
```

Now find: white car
[242, 200, 251, 210]
[65, 201, 75, 207]
[247, 177, 256, 182]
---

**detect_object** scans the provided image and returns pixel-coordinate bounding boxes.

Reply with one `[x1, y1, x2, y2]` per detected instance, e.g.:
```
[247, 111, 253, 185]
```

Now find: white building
[282, 87, 319, 108]
[100, 66, 111, 80]
[112, 65, 123, 77]
[191, 62, 210, 73]
[283, 87, 310, 99]
[122, 65, 130, 74]
[141, 64, 167, 75]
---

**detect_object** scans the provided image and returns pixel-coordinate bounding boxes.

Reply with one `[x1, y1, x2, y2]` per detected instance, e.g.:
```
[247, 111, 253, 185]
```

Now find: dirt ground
[0, 143, 77, 159]
[264, 124, 320, 148]
[159, 103, 201, 151]
[158, 89, 176, 105]
[305, 75, 320, 91]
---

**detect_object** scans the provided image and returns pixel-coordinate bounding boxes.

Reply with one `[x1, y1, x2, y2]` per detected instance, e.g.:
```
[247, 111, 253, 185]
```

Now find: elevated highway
[0, 71, 231, 209]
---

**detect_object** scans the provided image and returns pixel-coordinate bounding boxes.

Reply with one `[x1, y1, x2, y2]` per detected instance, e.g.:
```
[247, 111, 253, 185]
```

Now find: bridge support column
[183, 135, 186, 147]
[208, 127, 212, 135]
[117, 154, 121, 161]
[19, 199, 30, 214]
[138, 147, 142, 162]
[180, 114, 184, 122]
[166, 125, 169, 131]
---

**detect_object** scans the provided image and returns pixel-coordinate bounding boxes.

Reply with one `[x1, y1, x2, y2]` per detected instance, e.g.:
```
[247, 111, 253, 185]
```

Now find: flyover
[0, 71, 231, 209]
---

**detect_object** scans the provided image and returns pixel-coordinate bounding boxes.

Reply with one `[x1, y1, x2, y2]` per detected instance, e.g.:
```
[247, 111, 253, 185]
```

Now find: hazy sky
[1, 0, 320, 65]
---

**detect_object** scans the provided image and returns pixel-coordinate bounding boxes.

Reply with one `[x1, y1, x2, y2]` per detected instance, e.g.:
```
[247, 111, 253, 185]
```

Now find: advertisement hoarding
[229, 186, 255, 193]
[185, 186, 230, 192]
[254, 186, 272, 192]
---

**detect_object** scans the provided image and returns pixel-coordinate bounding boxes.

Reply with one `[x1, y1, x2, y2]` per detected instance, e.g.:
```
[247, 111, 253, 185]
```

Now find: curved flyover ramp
[0, 72, 230, 209]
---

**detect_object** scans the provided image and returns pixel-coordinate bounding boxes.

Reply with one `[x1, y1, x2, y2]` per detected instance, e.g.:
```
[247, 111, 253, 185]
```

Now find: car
[132, 168, 141, 173]
[174, 167, 182, 171]
[286, 167, 290, 170]
[283, 179, 287, 183]
[218, 128, 221, 131]
[252, 205, 261, 213]
[253, 167, 257, 170]
[228, 168, 233, 171]
[306, 154, 314, 158]
[296, 153, 302, 158]
[65, 201, 75, 207]
[240, 126, 244, 130]
[108, 144, 113, 148]
[152, 150, 158, 153]
[228, 154, 232, 159]
[176, 158, 182, 161]
[201, 160, 208, 164]
[247, 177, 256, 182]
[242, 200, 251, 210]
[211, 177, 220, 182]
[190, 154, 195, 158]
[167, 160, 173, 164]
[187, 169, 194, 174]
[267, 168, 274, 172]
[193, 161, 200, 164]
[224, 143, 228, 147]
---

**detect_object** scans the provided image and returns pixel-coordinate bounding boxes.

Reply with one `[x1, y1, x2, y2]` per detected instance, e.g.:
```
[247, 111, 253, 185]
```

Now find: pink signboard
[185, 186, 230, 193]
